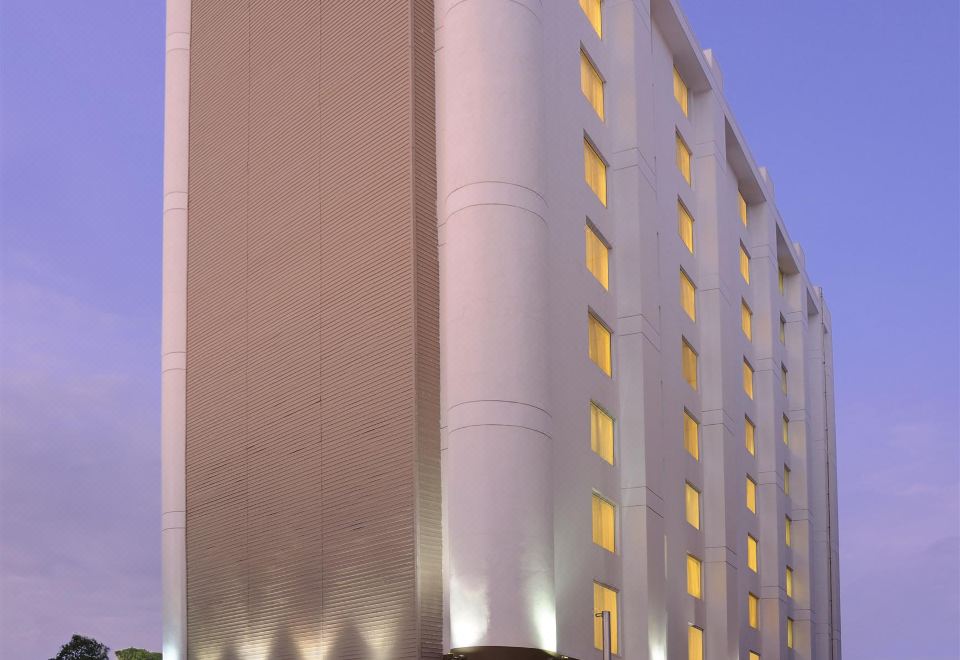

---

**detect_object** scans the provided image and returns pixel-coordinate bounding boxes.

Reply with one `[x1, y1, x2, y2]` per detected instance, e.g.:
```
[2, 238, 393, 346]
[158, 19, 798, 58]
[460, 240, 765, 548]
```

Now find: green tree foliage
[50, 634, 110, 660]
[116, 648, 162, 660]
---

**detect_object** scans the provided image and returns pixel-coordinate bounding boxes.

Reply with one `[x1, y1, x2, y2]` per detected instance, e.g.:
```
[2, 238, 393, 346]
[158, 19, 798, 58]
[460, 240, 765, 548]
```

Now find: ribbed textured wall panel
[185, 2, 439, 658]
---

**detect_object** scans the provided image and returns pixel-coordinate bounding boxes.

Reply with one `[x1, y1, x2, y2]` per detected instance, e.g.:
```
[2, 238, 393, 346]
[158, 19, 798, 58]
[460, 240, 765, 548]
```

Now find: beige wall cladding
[184, 2, 440, 659]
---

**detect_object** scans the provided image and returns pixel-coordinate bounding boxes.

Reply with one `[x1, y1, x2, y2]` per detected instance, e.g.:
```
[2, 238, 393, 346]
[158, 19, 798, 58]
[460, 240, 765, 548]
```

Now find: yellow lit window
[688, 625, 703, 660]
[684, 409, 700, 460]
[745, 417, 756, 456]
[580, 0, 602, 38]
[680, 270, 696, 321]
[580, 51, 605, 120]
[682, 340, 698, 391]
[739, 244, 751, 283]
[747, 534, 758, 572]
[785, 566, 794, 598]
[676, 132, 692, 185]
[588, 313, 612, 376]
[686, 554, 702, 599]
[585, 224, 609, 289]
[673, 67, 689, 117]
[781, 364, 788, 395]
[584, 139, 607, 206]
[743, 359, 754, 399]
[678, 200, 694, 253]
[590, 402, 614, 464]
[746, 476, 757, 514]
[592, 493, 616, 552]
[741, 300, 753, 341]
[593, 582, 619, 653]
[749, 652, 761, 660]
[784, 465, 791, 496]
[778, 267, 785, 294]
[787, 618, 794, 649]
[785, 516, 792, 547]
[685, 482, 701, 529]
[739, 191, 748, 226]
[779, 314, 786, 344]
[782, 415, 789, 445]
[748, 592, 759, 629]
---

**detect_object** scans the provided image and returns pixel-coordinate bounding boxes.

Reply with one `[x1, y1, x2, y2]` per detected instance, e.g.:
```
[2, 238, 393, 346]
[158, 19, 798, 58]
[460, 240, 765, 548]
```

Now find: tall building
[161, 1, 841, 659]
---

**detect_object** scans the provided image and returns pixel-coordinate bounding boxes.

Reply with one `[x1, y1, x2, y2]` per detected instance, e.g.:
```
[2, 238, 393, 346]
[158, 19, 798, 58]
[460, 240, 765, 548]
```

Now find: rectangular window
[593, 582, 619, 653]
[784, 465, 791, 496]
[785, 516, 792, 547]
[585, 224, 609, 289]
[781, 364, 788, 395]
[746, 476, 757, 514]
[782, 415, 789, 445]
[584, 139, 607, 206]
[590, 402, 614, 464]
[786, 566, 794, 598]
[580, 51, 605, 119]
[685, 482, 701, 529]
[749, 653, 761, 660]
[673, 67, 689, 117]
[741, 300, 753, 341]
[682, 340, 699, 391]
[688, 625, 703, 660]
[779, 314, 786, 344]
[739, 244, 751, 283]
[678, 200, 694, 253]
[778, 267, 785, 294]
[738, 191, 748, 226]
[580, 0, 602, 38]
[787, 618, 794, 649]
[743, 359, 754, 399]
[747, 535, 758, 572]
[686, 554, 703, 599]
[592, 493, 616, 552]
[748, 592, 759, 629]
[684, 410, 700, 460]
[680, 270, 696, 321]
[588, 313, 612, 376]
[676, 132, 692, 185]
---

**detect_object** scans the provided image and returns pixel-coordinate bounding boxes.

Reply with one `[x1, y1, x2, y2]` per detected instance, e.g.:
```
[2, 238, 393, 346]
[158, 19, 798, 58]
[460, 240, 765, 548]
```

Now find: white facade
[437, 1, 841, 659]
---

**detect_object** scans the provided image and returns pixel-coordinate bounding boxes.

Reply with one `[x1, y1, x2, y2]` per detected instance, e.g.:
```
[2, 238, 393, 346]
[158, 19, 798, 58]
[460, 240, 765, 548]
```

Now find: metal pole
[595, 610, 612, 660]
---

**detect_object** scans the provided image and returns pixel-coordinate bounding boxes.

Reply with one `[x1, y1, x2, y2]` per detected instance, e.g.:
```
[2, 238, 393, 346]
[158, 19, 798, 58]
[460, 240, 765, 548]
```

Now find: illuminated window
[787, 618, 795, 649]
[782, 415, 789, 445]
[685, 482, 701, 529]
[748, 592, 759, 629]
[781, 364, 788, 395]
[785, 516, 792, 547]
[688, 625, 703, 660]
[739, 244, 751, 283]
[739, 191, 748, 226]
[580, 0, 602, 38]
[747, 535, 758, 572]
[684, 409, 700, 460]
[673, 67, 689, 117]
[585, 224, 609, 289]
[687, 554, 703, 599]
[592, 493, 616, 552]
[778, 267, 785, 294]
[784, 465, 791, 496]
[680, 270, 696, 321]
[593, 582, 619, 653]
[741, 300, 753, 341]
[591, 402, 614, 464]
[785, 566, 794, 598]
[749, 652, 761, 660]
[745, 417, 756, 456]
[580, 51, 605, 120]
[678, 200, 694, 253]
[584, 139, 607, 206]
[676, 132, 692, 185]
[588, 313, 612, 376]
[682, 340, 699, 391]
[743, 359, 754, 399]
[746, 476, 757, 514]
[779, 314, 786, 344]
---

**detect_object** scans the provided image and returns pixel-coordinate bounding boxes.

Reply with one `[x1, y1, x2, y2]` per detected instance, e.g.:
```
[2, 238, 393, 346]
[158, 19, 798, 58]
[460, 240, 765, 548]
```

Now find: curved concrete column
[161, 0, 189, 658]
[438, 0, 555, 652]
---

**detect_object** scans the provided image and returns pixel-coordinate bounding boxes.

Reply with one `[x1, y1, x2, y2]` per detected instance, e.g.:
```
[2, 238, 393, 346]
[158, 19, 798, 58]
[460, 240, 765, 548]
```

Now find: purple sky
[1, 1, 957, 659]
